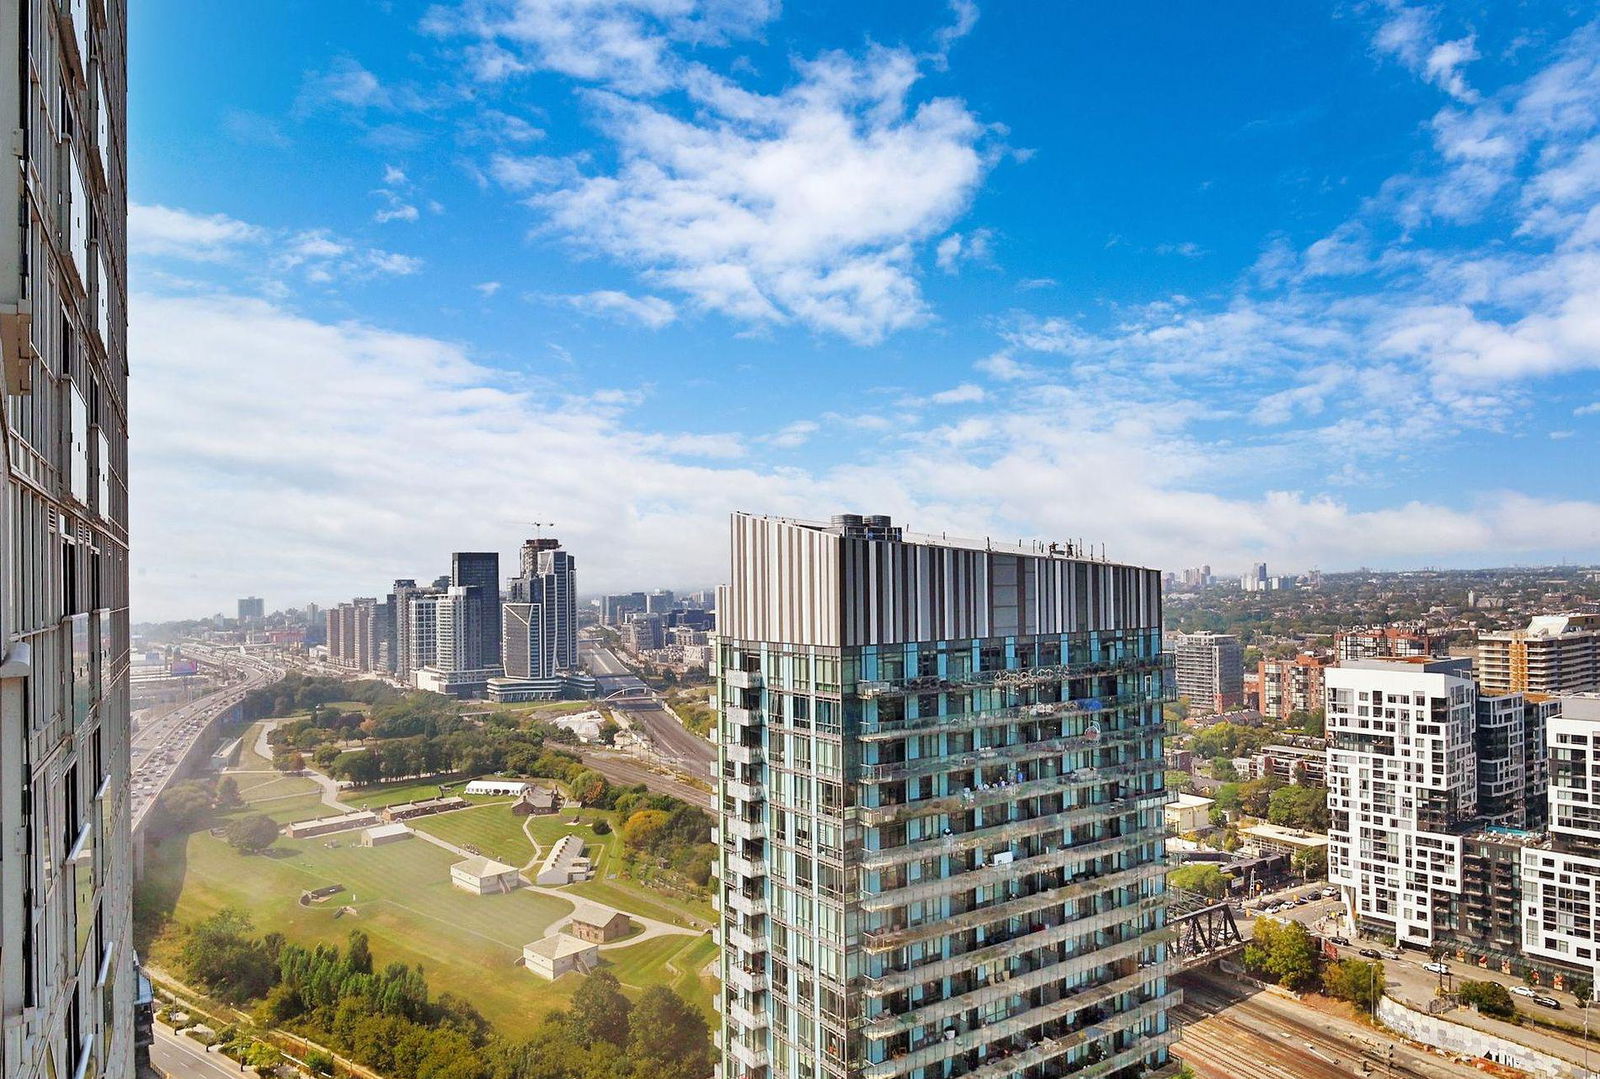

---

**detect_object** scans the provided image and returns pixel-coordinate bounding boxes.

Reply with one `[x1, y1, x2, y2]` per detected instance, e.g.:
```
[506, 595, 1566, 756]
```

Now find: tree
[150, 780, 215, 837]
[1267, 785, 1330, 832]
[568, 970, 632, 1048]
[623, 810, 671, 854]
[226, 813, 281, 854]
[1242, 919, 1321, 992]
[1212, 757, 1240, 782]
[1323, 958, 1384, 1015]
[570, 769, 607, 806]
[1458, 979, 1516, 1019]
[1572, 976, 1594, 1006]
[347, 930, 374, 976]
[627, 985, 711, 1079]
[313, 743, 343, 769]
[1212, 783, 1242, 811]
[1168, 864, 1229, 899]
[215, 776, 242, 809]
[1293, 846, 1329, 880]
[1239, 775, 1281, 818]
[180, 909, 277, 1004]
[1164, 770, 1194, 793]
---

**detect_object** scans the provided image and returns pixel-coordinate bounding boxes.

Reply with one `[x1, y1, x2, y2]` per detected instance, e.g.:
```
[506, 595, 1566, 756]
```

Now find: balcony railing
[726, 890, 767, 916]
[857, 655, 1170, 700]
[857, 759, 1162, 827]
[726, 669, 764, 690]
[726, 743, 761, 765]
[861, 862, 1166, 952]
[725, 816, 766, 842]
[857, 790, 1170, 871]
[858, 975, 1179, 1079]
[857, 718, 1165, 784]
[860, 896, 1169, 996]
[858, 692, 1164, 741]
[959, 1016, 1179, 1079]
[727, 965, 768, 994]
[862, 949, 1181, 1042]
[724, 780, 766, 804]
[859, 829, 1154, 912]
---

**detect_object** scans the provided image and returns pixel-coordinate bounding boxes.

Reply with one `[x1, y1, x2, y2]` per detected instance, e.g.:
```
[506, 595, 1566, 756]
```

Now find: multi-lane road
[130, 648, 283, 832]
[582, 640, 715, 777]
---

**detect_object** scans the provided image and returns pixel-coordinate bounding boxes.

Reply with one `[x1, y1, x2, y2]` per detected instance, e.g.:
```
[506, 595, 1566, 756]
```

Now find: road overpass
[580, 640, 715, 777]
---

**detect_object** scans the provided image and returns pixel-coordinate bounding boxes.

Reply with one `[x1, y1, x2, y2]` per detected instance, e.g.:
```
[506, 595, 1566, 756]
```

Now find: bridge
[1167, 887, 1246, 968]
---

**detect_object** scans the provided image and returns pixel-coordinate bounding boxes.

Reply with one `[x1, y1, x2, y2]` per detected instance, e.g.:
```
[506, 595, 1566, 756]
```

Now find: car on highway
[1358, 948, 1382, 959]
[1534, 995, 1562, 1009]
[1511, 985, 1536, 997]
[1423, 962, 1449, 975]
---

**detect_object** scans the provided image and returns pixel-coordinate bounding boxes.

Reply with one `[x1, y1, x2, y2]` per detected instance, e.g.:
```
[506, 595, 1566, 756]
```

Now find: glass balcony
[857, 759, 1162, 826]
[857, 719, 1164, 784]
[858, 692, 1164, 741]
[726, 669, 764, 690]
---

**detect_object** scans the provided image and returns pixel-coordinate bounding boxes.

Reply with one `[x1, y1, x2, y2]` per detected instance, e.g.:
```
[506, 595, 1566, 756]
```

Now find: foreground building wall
[714, 513, 1176, 1079]
[0, 2, 134, 1078]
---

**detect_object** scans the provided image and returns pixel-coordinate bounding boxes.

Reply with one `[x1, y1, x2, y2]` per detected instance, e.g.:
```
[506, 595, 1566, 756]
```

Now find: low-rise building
[285, 810, 380, 839]
[1256, 744, 1327, 786]
[523, 935, 599, 980]
[451, 856, 522, 895]
[567, 901, 632, 942]
[536, 834, 594, 885]
[361, 823, 412, 846]
[465, 778, 533, 797]
[1241, 823, 1330, 860]
[383, 795, 469, 821]
[1164, 792, 1215, 834]
[513, 787, 560, 815]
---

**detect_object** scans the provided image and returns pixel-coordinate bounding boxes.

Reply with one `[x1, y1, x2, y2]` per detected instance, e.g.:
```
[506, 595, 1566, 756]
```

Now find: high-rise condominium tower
[452, 551, 501, 668]
[504, 538, 577, 679]
[714, 513, 1177, 1079]
[1, 2, 135, 1078]
[1168, 631, 1243, 715]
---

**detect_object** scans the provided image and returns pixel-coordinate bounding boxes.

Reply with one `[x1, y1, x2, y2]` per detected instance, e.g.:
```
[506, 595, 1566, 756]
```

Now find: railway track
[1174, 975, 1481, 1079]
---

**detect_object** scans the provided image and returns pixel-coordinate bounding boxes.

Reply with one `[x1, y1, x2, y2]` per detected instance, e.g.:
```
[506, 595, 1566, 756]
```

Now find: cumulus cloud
[1371, 3, 1481, 102]
[424, 0, 781, 93]
[936, 228, 994, 273]
[131, 203, 422, 287]
[562, 289, 677, 328]
[132, 288, 1600, 619]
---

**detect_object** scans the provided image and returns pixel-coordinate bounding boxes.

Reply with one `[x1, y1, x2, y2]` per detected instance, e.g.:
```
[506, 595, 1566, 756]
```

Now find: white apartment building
[1326, 658, 1478, 946]
[1522, 696, 1600, 977]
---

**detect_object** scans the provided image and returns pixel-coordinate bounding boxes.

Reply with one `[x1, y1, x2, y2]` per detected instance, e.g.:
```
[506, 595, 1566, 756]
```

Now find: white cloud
[1576, 401, 1600, 415]
[1154, 241, 1205, 259]
[374, 203, 421, 224]
[935, 228, 994, 273]
[531, 47, 993, 343]
[424, 0, 781, 93]
[129, 204, 263, 261]
[383, 164, 409, 186]
[1371, 3, 1481, 102]
[1550, 429, 1575, 440]
[562, 289, 677, 328]
[300, 57, 399, 112]
[767, 420, 818, 448]
[1017, 277, 1057, 290]
[475, 281, 503, 296]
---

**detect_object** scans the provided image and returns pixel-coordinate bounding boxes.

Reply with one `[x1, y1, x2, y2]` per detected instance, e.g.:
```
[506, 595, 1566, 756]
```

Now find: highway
[1174, 973, 1484, 1079]
[581, 640, 716, 777]
[130, 646, 284, 832]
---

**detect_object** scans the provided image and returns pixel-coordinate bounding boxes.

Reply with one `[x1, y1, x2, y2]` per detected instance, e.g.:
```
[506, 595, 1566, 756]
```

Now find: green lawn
[599, 932, 719, 1022]
[340, 774, 492, 810]
[522, 814, 714, 928]
[412, 804, 538, 868]
[230, 771, 322, 804]
[140, 806, 581, 1035]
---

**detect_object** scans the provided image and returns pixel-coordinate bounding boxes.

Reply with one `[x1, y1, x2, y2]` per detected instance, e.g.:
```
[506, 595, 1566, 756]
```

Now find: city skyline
[128, 2, 1600, 622]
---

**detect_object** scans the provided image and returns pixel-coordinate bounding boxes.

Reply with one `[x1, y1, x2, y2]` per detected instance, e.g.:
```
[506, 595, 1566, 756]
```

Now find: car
[1296, 896, 1312, 905]
[1321, 886, 1338, 898]
[1358, 948, 1382, 959]
[1424, 962, 1449, 975]
[1329, 936, 1351, 946]
[1534, 996, 1562, 1009]
[1511, 986, 1536, 997]
[1382, 951, 1402, 960]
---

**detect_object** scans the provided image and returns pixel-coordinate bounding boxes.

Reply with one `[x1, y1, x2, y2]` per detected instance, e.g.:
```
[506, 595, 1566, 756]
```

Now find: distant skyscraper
[0, 1, 138, 1076]
[238, 596, 265, 622]
[715, 513, 1177, 1079]
[391, 579, 420, 680]
[505, 538, 578, 677]
[452, 551, 501, 668]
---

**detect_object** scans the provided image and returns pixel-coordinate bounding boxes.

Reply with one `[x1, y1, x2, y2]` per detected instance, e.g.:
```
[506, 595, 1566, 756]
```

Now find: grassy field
[412, 804, 537, 868]
[139, 790, 720, 1036]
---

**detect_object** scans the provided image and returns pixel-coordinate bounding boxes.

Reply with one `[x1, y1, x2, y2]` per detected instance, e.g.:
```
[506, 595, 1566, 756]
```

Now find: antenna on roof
[530, 521, 554, 540]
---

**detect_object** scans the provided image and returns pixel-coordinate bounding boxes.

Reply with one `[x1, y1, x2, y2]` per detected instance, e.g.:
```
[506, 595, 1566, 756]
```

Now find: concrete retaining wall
[1376, 994, 1599, 1079]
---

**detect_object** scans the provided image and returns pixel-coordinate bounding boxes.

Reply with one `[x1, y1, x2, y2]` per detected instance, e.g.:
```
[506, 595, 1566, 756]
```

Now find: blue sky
[127, 1, 1600, 619]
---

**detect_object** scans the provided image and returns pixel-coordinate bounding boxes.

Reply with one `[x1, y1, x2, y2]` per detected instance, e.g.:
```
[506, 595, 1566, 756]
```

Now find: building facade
[1168, 631, 1242, 716]
[0, 2, 136, 1078]
[451, 551, 501, 670]
[237, 596, 264, 622]
[505, 538, 577, 677]
[1522, 695, 1600, 982]
[714, 513, 1177, 1079]
[1326, 658, 1479, 946]
[1257, 654, 1328, 722]
[1479, 615, 1600, 696]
